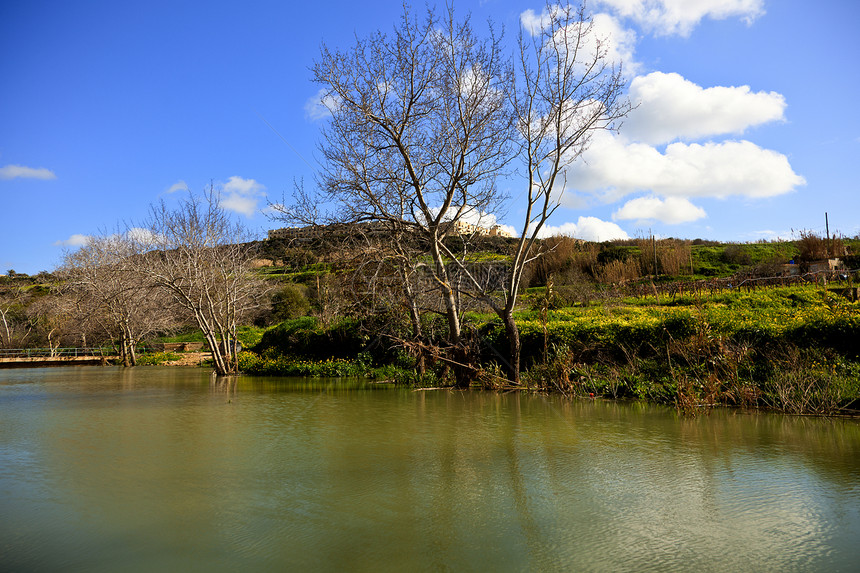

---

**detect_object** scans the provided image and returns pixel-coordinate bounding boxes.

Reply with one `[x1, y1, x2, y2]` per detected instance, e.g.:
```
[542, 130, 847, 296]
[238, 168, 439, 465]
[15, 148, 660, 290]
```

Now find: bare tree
[442, 3, 632, 382]
[131, 189, 265, 375]
[297, 4, 516, 348]
[59, 233, 178, 366]
[25, 290, 77, 355]
[341, 222, 436, 374]
[0, 285, 34, 348]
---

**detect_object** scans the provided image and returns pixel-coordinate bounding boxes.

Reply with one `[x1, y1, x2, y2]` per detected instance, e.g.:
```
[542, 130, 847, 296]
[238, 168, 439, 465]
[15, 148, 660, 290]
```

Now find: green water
[1, 366, 859, 571]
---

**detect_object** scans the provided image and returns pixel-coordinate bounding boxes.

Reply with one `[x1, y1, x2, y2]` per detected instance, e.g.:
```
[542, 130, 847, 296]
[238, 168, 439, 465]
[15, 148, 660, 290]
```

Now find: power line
[253, 109, 315, 171]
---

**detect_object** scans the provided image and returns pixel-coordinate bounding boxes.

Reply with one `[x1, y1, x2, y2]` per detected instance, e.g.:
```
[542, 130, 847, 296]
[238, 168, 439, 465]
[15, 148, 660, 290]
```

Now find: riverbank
[162, 352, 211, 367]
[240, 284, 860, 416]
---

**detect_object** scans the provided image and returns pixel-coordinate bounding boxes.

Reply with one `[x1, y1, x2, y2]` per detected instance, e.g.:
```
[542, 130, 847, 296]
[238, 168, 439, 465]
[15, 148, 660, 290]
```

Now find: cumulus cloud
[0, 164, 57, 180]
[221, 176, 266, 217]
[165, 180, 189, 193]
[560, 71, 803, 208]
[591, 12, 639, 73]
[304, 88, 341, 121]
[624, 72, 786, 145]
[53, 234, 90, 247]
[521, 8, 639, 73]
[537, 216, 629, 241]
[612, 196, 706, 224]
[517, 7, 797, 228]
[519, 6, 549, 35]
[594, 0, 765, 37]
[568, 132, 806, 200]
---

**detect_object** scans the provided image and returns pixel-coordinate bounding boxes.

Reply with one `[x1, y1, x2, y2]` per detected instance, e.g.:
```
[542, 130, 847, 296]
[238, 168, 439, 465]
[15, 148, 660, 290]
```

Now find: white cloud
[567, 132, 806, 200]
[521, 8, 639, 73]
[748, 229, 790, 242]
[594, 0, 765, 37]
[165, 180, 188, 193]
[0, 164, 56, 180]
[221, 176, 266, 217]
[625, 72, 786, 145]
[516, 7, 799, 228]
[520, 7, 548, 35]
[537, 216, 629, 241]
[304, 88, 341, 121]
[591, 12, 639, 74]
[555, 71, 802, 212]
[612, 195, 706, 223]
[125, 227, 162, 247]
[53, 234, 90, 247]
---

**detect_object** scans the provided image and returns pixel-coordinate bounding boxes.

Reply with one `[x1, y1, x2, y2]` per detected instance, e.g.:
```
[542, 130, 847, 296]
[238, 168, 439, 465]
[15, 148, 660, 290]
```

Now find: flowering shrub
[137, 352, 182, 366]
[479, 285, 860, 367]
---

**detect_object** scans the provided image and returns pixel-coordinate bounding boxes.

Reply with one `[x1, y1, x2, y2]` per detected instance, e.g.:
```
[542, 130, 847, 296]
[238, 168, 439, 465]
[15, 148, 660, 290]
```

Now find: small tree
[797, 230, 844, 262]
[59, 233, 177, 366]
[25, 291, 76, 355]
[0, 285, 34, 348]
[132, 189, 266, 375]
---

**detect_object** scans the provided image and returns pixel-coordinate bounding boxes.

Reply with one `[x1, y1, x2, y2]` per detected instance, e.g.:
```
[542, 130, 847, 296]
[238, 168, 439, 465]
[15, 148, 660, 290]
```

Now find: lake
[2, 366, 859, 571]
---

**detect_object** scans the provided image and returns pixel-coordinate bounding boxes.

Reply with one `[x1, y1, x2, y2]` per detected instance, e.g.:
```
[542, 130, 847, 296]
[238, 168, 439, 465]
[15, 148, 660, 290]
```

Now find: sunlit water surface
[1, 366, 859, 571]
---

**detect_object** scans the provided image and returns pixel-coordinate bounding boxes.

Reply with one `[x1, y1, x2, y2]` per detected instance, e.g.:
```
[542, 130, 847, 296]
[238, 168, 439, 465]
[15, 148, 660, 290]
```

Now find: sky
[2, 0, 859, 275]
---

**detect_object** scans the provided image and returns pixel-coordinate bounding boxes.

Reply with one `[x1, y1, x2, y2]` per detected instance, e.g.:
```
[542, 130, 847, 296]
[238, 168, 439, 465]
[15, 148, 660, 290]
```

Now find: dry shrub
[658, 242, 692, 275]
[633, 238, 692, 276]
[797, 230, 845, 261]
[529, 237, 597, 286]
[598, 258, 642, 283]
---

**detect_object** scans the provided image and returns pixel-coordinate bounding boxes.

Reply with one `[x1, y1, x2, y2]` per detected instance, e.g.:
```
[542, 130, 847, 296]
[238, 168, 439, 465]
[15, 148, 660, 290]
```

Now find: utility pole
[825, 212, 831, 257]
[652, 230, 658, 278]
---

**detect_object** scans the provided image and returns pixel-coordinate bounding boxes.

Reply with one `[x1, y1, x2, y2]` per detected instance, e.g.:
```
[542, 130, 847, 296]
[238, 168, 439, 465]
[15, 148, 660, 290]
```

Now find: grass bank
[243, 284, 860, 416]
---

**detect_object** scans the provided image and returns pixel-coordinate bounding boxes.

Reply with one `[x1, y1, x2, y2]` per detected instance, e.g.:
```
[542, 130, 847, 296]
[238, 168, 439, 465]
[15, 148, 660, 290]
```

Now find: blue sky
[2, 0, 858, 274]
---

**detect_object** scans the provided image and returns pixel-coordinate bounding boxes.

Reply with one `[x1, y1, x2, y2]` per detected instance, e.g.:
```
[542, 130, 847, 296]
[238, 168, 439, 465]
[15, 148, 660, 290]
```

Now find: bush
[796, 230, 844, 261]
[272, 284, 311, 320]
[721, 245, 752, 266]
[238, 351, 374, 377]
[253, 316, 368, 359]
[137, 352, 182, 365]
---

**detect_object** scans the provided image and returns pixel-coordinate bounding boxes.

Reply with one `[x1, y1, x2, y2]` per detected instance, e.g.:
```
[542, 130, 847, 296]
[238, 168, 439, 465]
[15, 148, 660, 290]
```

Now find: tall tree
[304, 4, 516, 348]
[442, 3, 631, 382]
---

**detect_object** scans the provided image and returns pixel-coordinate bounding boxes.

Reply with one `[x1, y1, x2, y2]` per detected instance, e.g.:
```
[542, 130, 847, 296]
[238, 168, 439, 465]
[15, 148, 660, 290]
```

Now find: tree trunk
[430, 241, 460, 345]
[405, 296, 425, 376]
[502, 309, 521, 385]
[121, 341, 131, 367]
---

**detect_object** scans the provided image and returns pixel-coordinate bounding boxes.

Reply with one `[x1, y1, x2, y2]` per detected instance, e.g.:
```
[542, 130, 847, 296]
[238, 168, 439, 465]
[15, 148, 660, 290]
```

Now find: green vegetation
[480, 284, 860, 415]
[136, 352, 182, 366]
[241, 279, 860, 416]
[237, 352, 372, 377]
